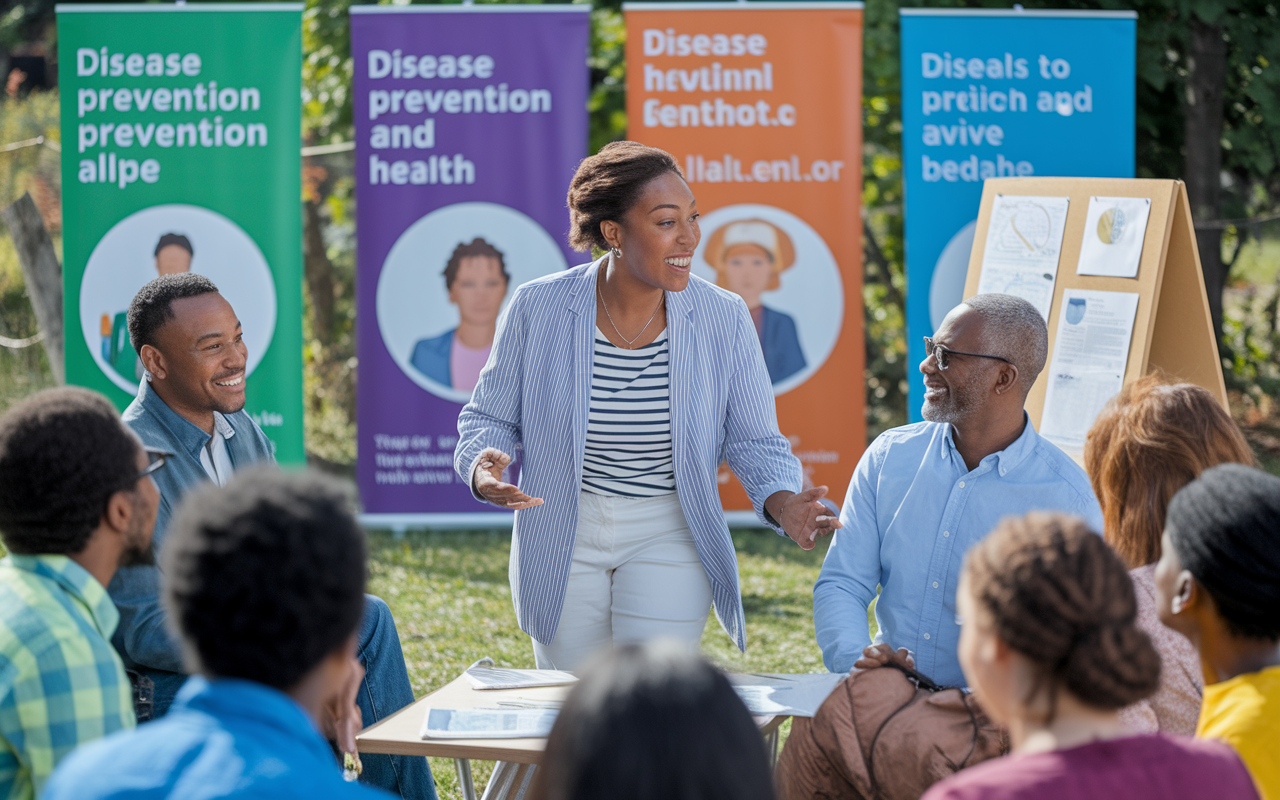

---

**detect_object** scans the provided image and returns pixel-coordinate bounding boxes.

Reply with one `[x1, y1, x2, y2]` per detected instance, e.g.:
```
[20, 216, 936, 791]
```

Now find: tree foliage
[2, 0, 1276, 457]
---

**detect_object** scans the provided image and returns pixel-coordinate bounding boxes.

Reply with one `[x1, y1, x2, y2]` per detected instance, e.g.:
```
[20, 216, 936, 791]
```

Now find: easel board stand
[963, 177, 1227, 449]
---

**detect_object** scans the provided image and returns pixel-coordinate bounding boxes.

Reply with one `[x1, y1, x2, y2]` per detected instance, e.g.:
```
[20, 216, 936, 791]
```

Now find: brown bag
[775, 664, 1009, 800]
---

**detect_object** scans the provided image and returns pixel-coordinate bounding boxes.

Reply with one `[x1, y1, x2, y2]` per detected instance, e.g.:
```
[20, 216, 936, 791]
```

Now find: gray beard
[921, 382, 982, 425]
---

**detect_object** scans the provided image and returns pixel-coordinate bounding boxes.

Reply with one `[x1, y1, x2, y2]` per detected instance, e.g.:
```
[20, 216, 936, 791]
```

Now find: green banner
[57, 3, 304, 464]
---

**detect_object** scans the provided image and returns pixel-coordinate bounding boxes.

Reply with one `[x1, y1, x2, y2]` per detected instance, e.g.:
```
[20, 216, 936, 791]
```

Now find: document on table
[464, 666, 577, 691]
[727, 672, 847, 718]
[1040, 289, 1141, 454]
[976, 195, 1070, 321]
[1076, 196, 1152, 278]
[420, 708, 559, 739]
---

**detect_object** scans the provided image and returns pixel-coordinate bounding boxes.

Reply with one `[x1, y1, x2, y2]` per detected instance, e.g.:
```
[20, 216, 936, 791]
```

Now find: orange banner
[625, 2, 865, 512]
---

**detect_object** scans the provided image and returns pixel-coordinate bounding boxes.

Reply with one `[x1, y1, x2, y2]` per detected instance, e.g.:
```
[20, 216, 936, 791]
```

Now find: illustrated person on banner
[103, 233, 194, 383]
[703, 218, 806, 386]
[411, 237, 510, 394]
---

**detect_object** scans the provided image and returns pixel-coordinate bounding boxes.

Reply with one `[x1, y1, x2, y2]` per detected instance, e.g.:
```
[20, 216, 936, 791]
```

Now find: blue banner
[899, 10, 1135, 420]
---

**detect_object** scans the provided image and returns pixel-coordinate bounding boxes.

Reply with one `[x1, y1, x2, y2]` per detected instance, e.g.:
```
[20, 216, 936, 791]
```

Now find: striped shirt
[456, 259, 803, 651]
[582, 329, 676, 497]
[0, 555, 135, 800]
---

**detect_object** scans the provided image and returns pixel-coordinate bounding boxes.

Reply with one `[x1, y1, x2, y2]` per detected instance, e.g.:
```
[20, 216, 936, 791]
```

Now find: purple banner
[352, 6, 590, 517]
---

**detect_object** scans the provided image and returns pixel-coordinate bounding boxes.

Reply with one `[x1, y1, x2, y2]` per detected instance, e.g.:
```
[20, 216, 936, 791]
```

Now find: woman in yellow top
[1156, 463, 1280, 799]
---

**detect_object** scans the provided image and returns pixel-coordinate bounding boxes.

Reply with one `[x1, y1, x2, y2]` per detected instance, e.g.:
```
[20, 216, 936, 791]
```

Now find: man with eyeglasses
[814, 293, 1102, 684]
[0, 387, 161, 800]
[111, 273, 437, 799]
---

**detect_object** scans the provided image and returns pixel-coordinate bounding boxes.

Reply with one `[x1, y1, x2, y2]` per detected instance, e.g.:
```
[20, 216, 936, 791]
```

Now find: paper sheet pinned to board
[1076, 196, 1152, 278]
[1040, 289, 1141, 455]
[976, 195, 1070, 321]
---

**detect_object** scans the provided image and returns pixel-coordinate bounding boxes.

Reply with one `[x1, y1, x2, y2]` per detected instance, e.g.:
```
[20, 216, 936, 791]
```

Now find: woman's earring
[611, 247, 623, 258]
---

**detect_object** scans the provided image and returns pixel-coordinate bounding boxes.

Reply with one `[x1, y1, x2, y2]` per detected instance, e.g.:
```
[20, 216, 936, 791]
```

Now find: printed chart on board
[1040, 289, 1140, 453]
[976, 195, 1070, 320]
[1076, 196, 1152, 278]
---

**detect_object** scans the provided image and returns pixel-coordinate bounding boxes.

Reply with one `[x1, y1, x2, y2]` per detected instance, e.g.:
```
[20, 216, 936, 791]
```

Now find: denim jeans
[139, 595, 436, 800]
[356, 595, 438, 800]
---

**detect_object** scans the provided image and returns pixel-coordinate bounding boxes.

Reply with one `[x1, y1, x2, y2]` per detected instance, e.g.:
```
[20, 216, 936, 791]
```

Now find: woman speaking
[454, 142, 839, 670]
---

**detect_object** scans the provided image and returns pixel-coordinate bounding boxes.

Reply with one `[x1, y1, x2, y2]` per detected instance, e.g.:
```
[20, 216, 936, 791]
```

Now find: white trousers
[533, 491, 713, 671]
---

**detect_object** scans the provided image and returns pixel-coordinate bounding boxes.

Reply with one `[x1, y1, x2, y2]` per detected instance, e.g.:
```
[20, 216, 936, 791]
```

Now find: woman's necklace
[598, 277, 664, 349]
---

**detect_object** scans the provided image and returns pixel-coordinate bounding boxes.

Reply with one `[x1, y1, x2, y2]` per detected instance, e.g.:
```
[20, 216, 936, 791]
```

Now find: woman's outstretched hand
[472, 447, 545, 510]
[767, 487, 842, 551]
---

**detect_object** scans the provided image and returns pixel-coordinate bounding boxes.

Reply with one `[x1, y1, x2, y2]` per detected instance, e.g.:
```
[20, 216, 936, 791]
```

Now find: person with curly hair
[44, 469, 390, 799]
[456, 141, 837, 672]
[0, 387, 161, 800]
[921, 512, 1258, 800]
[1157, 464, 1280, 799]
[410, 238, 510, 392]
[111, 274, 435, 798]
[1083, 375, 1254, 735]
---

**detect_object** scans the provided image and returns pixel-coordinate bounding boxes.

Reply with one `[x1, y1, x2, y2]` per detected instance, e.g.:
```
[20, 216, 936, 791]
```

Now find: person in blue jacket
[411, 238, 510, 393]
[704, 218, 806, 386]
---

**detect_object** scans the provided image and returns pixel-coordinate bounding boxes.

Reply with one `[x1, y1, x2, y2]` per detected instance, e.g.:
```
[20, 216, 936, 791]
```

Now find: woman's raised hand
[768, 486, 843, 551]
[472, 447, 545, 510]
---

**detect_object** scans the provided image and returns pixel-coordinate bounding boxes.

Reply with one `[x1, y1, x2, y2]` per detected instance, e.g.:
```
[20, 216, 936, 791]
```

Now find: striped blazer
[455, 258, 802, 651]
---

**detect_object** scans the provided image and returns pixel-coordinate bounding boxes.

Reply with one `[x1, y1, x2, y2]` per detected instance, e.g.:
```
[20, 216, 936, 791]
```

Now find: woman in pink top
[1083, 375, 1255, 735]
[921, 513, 1258, 800]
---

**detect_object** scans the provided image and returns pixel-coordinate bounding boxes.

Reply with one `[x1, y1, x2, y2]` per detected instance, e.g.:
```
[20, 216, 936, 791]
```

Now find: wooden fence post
[1, 192, 64, 383]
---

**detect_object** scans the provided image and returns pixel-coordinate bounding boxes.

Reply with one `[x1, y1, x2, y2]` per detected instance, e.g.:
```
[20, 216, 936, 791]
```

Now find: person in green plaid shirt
[0, 387, 161, 800]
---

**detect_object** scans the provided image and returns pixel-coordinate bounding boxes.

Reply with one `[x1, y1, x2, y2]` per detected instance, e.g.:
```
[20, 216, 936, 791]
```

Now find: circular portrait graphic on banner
[79, 204, 277, 395]
[377, 202, 569, 404]
[693, 204, 843, 396]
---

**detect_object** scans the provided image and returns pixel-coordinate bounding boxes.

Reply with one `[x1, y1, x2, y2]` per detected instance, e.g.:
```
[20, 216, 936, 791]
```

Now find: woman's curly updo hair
[964, 512, 1161, 713]
[567, 141, 684, 253]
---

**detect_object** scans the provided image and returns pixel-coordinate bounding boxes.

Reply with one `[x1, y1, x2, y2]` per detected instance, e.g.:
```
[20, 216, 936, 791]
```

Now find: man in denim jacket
[110, 274, 435, 799]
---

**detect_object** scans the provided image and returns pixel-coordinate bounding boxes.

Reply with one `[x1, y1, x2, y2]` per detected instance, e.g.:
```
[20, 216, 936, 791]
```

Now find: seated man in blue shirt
[108, 274, 435, 798]
[46, 469, 394, 799]
[815, 294, 1103, 685]
[0, 388, 159, 799]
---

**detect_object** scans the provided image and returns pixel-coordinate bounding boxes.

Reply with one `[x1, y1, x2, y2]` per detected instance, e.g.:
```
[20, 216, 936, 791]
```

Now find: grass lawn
[366, 528, 832, 800]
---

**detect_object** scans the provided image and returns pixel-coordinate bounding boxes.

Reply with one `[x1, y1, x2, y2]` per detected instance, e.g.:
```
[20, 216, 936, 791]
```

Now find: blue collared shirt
[43, 676, 390, 799]
[111, 380, 276, 677]
[814, 418, 1102, 686]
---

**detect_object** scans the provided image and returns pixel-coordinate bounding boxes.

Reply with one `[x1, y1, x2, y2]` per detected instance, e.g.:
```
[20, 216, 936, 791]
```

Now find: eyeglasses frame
[923, 336, 1013, 371]
[133, 447, 170, 483]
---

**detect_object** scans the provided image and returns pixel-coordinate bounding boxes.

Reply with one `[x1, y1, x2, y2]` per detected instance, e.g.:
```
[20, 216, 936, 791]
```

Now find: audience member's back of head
[964, 513, 1161, 713]
[0, 387, 140, 555]
[529, 641, 776, 800]
[1165, 463, 1280, 643]
[1085, 375, 1253, 568]
[161, 467, 366, 690]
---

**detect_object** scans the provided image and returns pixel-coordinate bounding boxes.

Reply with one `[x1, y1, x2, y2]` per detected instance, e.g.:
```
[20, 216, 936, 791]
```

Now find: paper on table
[1076, 196, 1152, 278]
[976, 195, 1070, 321]
[727, 672, 846, 718]
[1040, 289, 1141, 455]
[464, 667, 577, 691]
[420, 707, 559, 739]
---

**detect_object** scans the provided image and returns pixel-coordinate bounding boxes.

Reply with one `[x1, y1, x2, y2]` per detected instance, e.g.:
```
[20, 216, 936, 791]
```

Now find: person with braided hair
[1084, 375, 1254, 735]
[1156, 464, 1280, 799]
[922, 512, 1259, 800]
